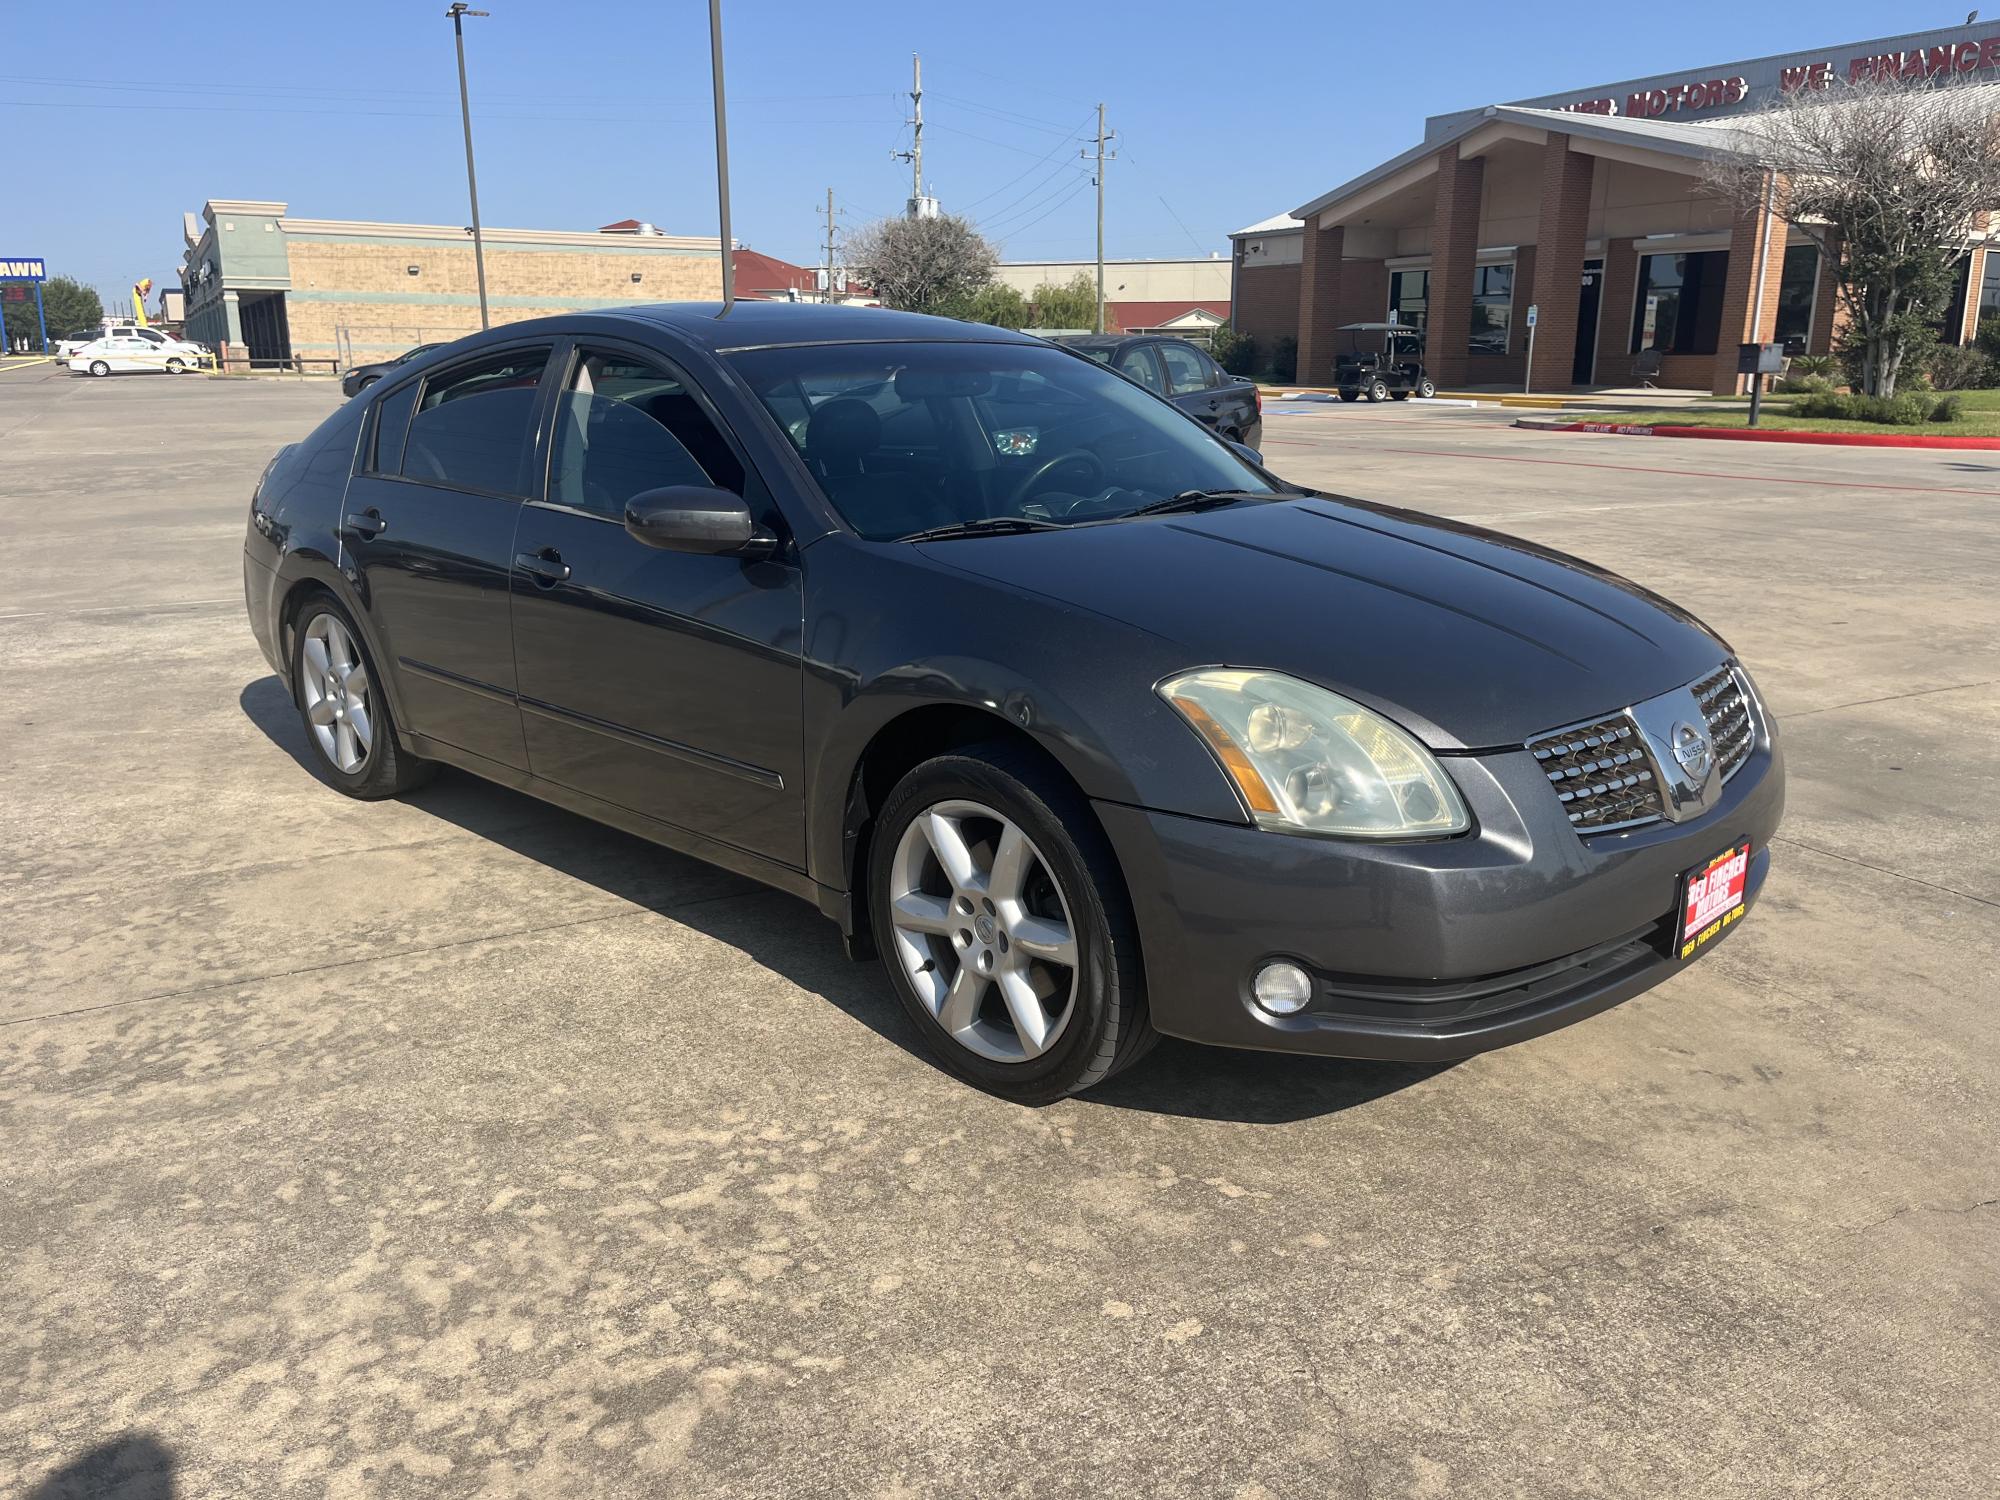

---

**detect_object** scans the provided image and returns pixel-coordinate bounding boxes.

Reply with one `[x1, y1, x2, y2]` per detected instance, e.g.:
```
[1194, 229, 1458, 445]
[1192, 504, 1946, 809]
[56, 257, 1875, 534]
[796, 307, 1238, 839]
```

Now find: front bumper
[1095, 736, 1785, 1060]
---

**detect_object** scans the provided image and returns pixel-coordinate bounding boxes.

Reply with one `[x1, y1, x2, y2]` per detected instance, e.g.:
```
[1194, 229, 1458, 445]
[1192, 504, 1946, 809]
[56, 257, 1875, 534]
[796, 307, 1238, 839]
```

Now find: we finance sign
[0, 258, 47, 281]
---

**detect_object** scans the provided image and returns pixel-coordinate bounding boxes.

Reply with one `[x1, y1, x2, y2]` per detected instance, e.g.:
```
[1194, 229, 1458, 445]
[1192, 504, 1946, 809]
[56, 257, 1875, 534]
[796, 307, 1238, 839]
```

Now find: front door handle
[346, 507, 387, 539]
[515, 547, 571, 586]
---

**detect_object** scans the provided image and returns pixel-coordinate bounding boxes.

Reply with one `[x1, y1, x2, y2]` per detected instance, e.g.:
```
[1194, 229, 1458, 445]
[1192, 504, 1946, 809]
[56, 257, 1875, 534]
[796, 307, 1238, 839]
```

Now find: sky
[0, 0, 1958, 306]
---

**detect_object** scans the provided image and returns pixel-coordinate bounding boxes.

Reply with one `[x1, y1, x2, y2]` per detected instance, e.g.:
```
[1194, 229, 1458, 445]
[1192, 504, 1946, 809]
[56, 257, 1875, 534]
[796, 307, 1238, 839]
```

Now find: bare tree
[1705, 74, 2000, 396]
[844, 213, 995, 317]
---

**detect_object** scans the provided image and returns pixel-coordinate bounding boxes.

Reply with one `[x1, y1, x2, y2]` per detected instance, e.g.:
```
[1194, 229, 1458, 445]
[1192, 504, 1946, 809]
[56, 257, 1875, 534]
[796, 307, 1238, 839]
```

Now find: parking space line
[0, 596, 238, 622]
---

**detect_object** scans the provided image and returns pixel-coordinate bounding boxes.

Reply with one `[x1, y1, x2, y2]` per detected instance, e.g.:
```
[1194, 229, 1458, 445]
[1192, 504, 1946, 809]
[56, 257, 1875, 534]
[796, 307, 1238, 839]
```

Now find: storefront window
[1981, 254, 2000, 327]
[1388, 269, 1428, 334]
[1470, 264, 1512, 356]
[1934, 255, 1973, 342]
[1774, 244, 1818, 355]
[1630, 250, 1727, 356]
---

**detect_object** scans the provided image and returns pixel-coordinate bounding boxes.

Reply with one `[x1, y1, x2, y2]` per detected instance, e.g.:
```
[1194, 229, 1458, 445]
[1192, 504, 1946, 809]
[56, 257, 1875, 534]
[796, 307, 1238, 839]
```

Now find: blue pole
[34, 280, 48, 353]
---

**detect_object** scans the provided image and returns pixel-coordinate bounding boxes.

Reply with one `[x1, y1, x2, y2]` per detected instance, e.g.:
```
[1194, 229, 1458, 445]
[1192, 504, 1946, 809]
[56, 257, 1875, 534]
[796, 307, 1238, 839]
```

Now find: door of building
[1573, 260, 1603, 386]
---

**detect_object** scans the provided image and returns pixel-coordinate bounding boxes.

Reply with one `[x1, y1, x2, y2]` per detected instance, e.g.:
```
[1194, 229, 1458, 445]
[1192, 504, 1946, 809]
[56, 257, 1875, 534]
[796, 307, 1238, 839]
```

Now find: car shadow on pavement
[24, 1433, 177, 1499]
[240, 675, 1445, 1123]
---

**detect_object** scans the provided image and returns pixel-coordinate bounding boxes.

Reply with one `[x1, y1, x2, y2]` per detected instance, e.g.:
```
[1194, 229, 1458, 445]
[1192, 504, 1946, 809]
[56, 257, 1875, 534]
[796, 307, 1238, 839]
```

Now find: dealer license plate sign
[1679, 841, 1751, 960]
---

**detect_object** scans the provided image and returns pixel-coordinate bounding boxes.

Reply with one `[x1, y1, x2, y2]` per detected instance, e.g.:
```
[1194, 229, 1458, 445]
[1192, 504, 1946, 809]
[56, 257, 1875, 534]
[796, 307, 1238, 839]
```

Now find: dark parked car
[341, 342, 446, 398]
[1052, 334, 1261, 448]
[244, 304, 1784, 1103]
[1332, 322, 1436, 402]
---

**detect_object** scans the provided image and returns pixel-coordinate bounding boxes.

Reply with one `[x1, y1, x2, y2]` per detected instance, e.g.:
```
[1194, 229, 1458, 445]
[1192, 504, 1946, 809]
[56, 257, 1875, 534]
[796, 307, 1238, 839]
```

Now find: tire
[88, 361, 110, 377]
[869, 742, 1156, 1104]
[289, 594, 434, 800]
[357, 375, 378, 392]
[166, 358, 186, 373]
[1418, 377, 1437, 398]
[1366, 378, 1390, 403]
[1390, 390, 1410, 401]
[1338, 389, 1361, 403]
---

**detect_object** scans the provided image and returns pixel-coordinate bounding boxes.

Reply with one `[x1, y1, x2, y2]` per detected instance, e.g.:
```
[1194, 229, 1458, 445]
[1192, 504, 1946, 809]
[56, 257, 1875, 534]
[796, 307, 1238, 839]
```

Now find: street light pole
[708, 0, 734, 308]
[447, 3, 491, 330]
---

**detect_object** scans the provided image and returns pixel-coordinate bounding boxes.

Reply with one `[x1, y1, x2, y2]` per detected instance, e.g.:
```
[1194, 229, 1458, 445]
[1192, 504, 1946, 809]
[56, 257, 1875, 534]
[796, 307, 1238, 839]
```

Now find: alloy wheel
[300, 613, 374, 774]
[887, 799, 1080, 1063]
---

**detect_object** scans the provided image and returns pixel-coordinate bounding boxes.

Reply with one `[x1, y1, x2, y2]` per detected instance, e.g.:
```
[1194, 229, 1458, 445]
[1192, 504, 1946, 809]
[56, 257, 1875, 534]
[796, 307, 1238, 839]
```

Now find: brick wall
[1335, 258, 1388, 327]
[1232, 259, 1301, 345]
[1595, 238, 1638, 385]
[1426, 146, 1484, 387]
[1295, 224, 1345, 385]
[1810, 239, 1840, 356]
[1527, 136, 1594, 391]
[1709, 197, 1789, 394]
[1961, 246, 1987, 343]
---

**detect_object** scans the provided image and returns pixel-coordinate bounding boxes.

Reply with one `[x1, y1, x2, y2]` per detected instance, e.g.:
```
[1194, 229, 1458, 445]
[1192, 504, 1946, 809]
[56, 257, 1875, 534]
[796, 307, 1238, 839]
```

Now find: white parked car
[67, 334, 207, 376]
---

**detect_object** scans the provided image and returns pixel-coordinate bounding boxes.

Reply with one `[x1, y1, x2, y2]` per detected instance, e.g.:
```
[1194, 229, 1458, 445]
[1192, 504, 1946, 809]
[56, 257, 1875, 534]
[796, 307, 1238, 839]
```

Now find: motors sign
[0, 258, 47, 281]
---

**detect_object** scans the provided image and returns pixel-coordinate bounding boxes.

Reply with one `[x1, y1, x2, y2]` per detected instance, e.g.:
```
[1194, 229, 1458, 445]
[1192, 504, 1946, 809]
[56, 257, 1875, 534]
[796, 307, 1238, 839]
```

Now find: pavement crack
[1847, 1196, 1999, 1235]
[0, 886, 771, 1030]
[1783, 678, 2000, 720]
[1769, 836, 1999, 910]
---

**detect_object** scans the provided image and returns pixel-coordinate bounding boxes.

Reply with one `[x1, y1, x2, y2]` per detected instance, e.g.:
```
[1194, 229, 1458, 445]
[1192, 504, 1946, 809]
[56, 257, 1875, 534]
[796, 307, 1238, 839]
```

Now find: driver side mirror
[624, 486, 777, 559]
[1228, 439, 1263, 465]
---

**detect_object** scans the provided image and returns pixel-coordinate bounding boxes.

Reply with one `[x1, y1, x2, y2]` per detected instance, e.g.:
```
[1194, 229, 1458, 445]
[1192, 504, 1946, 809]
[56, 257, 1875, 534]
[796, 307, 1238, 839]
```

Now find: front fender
[800, 537, 1249, 890]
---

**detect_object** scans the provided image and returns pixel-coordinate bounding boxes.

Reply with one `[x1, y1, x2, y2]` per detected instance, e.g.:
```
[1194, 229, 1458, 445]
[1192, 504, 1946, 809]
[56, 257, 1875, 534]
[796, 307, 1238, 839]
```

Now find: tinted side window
[367, 379, 419, 473]
[549, 350, 745, 519]
[1158, 341, 1211, 395]
[1115, 346, 1164, 394]
[401, 348, 551, 496]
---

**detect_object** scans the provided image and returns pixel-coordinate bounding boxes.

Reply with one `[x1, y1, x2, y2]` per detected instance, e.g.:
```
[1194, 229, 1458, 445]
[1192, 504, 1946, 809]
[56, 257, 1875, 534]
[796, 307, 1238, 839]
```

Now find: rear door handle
[515, 547, 571, 586]
[346, 507, 387, 539]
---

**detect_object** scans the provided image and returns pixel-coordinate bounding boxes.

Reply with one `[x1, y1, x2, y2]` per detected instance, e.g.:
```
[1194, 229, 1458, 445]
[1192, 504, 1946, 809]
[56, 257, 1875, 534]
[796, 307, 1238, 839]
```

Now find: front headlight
[1160, 668, 1469, 839]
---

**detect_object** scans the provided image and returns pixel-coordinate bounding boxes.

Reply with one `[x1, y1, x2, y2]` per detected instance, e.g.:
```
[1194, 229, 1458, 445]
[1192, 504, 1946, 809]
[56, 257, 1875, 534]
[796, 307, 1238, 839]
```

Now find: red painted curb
[1517, 417, 2000, 451]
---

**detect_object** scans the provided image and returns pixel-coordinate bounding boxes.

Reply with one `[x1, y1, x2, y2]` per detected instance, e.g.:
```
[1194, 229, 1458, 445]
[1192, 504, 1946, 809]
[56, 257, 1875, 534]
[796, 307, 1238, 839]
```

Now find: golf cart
[1332, 322, 1435, 403]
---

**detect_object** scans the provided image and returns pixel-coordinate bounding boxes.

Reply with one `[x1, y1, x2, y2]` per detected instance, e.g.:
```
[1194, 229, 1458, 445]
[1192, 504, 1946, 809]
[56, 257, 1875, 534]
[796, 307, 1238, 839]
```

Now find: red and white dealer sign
[1680, 841, 1751, 960]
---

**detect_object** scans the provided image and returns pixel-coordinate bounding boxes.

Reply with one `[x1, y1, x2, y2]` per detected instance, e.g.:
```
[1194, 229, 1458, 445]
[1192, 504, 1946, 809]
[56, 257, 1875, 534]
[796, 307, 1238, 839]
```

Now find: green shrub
[1929, 393, 1964, 423]
[1791, 390, 1855, 419]
[1927, 343, 1995, 391]
[1212, 327, 1258, 377]
[1788, 354, 1839, 382]
[1877, 391, 1936, 425]
[1976, 317, 2000, 360]
[1268, 335, 1298, 384]
[1791, 389, 1943, 424]
[1777, 373, 1834, 395]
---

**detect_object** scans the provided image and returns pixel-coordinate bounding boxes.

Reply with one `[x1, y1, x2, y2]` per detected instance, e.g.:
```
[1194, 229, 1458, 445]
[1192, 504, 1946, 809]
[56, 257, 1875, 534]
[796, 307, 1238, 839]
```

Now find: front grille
[1527, 714, 1663, 832]
[1692, 664, 1754, 783]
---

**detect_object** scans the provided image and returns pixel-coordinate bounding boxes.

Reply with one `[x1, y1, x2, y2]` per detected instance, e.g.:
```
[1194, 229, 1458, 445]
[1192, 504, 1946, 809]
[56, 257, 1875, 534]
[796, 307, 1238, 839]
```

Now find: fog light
[1252, 961, 1314, 1015]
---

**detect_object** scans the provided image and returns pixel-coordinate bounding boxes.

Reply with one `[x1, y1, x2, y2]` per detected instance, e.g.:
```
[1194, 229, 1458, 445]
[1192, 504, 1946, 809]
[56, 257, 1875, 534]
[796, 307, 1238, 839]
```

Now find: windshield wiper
[1121, 488, 1278, 519]
[896, 516, 1071, 543]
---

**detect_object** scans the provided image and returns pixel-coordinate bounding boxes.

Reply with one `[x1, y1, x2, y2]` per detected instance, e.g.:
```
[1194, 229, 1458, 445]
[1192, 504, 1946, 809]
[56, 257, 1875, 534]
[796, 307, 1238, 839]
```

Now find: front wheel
[88, 361, 110, 377]
[1338, 388, 1361, 403]
[870, 744, 1154, 1103]
[1366, 378, 1390, 403]
[1390, 390, 1410, 401]
[166, 357, 186, 373]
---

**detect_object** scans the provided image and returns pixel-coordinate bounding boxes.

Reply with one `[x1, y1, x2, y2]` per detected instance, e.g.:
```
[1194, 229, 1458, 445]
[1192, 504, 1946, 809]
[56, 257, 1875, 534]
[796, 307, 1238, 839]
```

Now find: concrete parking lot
[2, 366, 1995, 1498]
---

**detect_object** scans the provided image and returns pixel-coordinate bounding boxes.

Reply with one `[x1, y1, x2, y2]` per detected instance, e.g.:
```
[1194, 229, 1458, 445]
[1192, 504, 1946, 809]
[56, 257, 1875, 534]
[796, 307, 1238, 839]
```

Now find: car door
[109, 337, 154, 371]
[1157, 339, 1225, 428]
[339, 340, 556, 770]
[508, 338, 806, 869]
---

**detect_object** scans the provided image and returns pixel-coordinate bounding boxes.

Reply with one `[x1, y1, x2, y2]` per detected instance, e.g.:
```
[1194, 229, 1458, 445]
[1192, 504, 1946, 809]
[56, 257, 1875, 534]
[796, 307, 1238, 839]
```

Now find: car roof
[628, 301, 1039, 352]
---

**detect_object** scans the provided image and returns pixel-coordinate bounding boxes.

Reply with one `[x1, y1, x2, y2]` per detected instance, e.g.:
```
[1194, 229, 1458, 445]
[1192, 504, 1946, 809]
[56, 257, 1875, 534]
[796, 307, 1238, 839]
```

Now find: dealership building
[1231, 24, 2000, 393]
[179, 201, 722, 368]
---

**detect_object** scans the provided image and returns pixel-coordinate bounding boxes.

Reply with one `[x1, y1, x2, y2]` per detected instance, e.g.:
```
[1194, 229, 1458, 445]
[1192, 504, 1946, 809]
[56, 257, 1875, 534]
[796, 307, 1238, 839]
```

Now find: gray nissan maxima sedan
[243, 304, 1784, 1104]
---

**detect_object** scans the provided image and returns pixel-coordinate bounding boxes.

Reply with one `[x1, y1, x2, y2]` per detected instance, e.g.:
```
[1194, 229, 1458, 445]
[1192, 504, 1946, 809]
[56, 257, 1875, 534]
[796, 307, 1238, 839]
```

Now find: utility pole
[822, 187, 838, 303]
[708, 0, 734, 307]
[1081, 103, 1116, 334]
[445, 4, 491, 331]
[892, 54, 932, 217]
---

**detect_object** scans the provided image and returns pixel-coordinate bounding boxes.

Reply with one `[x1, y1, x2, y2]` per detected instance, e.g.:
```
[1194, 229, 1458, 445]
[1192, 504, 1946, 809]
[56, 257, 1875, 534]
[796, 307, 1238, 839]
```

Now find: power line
[989, 176, 1092, 245]
[927, 122, 1068, 160]
[976, 165, 1091, 236]
[955, 109, 1098, 213]
[927, 91, 1081, 135]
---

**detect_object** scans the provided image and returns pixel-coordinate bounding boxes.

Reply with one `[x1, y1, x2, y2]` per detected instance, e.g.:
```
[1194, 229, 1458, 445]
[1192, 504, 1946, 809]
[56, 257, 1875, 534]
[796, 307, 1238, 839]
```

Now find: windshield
[728, 340, 1276, 541]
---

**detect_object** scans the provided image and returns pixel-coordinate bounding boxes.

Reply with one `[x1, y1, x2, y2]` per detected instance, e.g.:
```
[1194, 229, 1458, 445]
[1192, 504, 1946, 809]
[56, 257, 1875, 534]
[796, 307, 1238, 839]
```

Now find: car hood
[919, 495, 1729, 750]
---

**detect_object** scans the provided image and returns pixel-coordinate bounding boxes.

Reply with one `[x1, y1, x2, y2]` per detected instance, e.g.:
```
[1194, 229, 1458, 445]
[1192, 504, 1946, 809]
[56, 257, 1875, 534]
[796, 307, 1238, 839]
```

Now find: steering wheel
[1006, 449, 1106, 511]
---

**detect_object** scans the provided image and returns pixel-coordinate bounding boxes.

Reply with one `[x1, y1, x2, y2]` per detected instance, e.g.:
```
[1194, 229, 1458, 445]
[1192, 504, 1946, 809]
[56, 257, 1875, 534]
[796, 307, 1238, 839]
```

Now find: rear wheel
[1418, 377, 1437, 398]
[290, 595, 434, 799]
[870, 744, 1154, 1103]
[88, 360, 110, 377]
[166, 357, 186, 373]
[1390, 390, 1410, 401]
[1338, 388, 1361, 403]
[1366, 378, 1390, 403]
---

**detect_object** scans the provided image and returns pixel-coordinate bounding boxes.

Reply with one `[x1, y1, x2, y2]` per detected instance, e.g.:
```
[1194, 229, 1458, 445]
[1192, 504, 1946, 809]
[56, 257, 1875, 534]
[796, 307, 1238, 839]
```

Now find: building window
[1980, 252, 2000, 326]
[1774, 244, 1819, 355]
[1935, 254, 1973, 342]
[1630, 250, 1727, 356]
[1388, 268, 1428, 334]
[1470, 264, 1512, 356]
